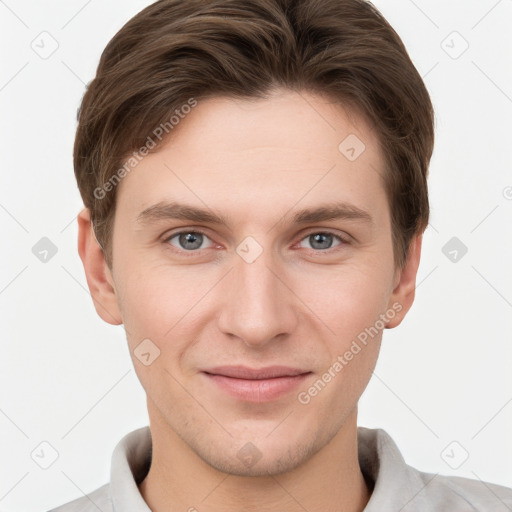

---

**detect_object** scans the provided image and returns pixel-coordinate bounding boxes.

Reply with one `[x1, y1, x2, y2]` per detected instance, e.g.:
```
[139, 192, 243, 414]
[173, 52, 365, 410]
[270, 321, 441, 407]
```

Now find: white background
[1, 0, 511, 510]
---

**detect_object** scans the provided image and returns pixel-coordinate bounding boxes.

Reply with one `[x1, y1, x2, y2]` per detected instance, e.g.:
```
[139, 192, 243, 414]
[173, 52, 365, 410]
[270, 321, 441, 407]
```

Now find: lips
[202, 365, 312, 402]
[203, 365, 309, 380]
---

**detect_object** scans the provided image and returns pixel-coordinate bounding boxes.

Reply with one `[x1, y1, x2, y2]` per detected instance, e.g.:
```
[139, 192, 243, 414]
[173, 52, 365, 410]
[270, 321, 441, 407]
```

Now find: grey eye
[167, 231, 211, 251]
[298, 232, 343, 251]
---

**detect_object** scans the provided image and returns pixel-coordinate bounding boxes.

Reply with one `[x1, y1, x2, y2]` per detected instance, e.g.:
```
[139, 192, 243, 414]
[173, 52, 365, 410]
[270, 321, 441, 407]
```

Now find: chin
[190, 432, 320, 477]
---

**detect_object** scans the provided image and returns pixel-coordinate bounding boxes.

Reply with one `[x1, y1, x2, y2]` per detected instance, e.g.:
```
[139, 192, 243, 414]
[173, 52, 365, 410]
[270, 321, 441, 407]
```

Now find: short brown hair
[74, 0, 434, 269]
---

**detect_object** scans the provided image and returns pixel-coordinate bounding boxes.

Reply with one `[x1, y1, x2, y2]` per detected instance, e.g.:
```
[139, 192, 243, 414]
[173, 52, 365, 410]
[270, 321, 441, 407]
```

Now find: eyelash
[162, 229, 350, 256]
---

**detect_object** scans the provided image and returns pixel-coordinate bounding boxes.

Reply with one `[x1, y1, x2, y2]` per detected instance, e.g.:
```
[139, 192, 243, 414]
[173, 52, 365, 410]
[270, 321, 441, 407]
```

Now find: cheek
[296, 268, 386, 417]
[114, 260, 221, 368]
[292, 259, 393, 341]
[115, 270, 197, 392]
[301, 260, 392, 407]
[114, 266, 187, 341]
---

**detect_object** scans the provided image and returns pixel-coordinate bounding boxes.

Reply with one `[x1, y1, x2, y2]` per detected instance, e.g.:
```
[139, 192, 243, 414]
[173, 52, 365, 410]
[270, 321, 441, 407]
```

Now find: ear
[385, 235, 423, 329]
[77, 208, 123, 325]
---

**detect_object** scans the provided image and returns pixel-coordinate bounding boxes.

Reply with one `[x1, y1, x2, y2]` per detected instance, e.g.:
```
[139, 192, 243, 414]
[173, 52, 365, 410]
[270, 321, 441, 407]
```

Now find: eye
[298, 231, 345, 251]
[164, 230, 214, 251]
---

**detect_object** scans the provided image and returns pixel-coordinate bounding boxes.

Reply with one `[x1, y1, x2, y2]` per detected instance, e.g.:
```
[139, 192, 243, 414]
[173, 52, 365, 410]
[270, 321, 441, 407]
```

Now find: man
[50, 0, 512, 510]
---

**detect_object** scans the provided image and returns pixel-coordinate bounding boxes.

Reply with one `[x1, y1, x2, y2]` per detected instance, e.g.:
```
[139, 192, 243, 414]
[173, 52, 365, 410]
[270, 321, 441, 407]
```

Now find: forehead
[115, 89, 387, 226]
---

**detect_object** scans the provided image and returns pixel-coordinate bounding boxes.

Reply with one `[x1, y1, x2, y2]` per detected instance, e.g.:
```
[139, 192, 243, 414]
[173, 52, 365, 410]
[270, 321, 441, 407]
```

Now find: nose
[216, 240, 298, 349]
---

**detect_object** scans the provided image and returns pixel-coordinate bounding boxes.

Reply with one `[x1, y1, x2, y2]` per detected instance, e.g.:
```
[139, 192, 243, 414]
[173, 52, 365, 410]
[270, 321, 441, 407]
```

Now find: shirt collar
[357, 426, 435, 512]
[110, 426, 152, 512]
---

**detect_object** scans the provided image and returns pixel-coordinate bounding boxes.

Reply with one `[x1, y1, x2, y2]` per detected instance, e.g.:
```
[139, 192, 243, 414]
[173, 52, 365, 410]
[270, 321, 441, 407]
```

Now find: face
[80, 89, 420, 477]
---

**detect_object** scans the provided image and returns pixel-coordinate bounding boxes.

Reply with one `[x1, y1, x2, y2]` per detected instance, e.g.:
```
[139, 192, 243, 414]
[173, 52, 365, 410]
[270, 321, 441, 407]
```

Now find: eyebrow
[135, 201, 373, 227]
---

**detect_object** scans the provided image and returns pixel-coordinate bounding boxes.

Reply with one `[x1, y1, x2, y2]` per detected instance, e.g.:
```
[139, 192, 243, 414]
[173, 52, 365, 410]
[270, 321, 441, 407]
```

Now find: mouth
[202, 365, 312, 403]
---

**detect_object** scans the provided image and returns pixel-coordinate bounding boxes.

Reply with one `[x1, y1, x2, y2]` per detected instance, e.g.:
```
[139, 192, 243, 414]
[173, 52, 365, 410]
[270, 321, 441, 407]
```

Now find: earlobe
[77, 208, 123, 326]
[386, 235, 423, 329]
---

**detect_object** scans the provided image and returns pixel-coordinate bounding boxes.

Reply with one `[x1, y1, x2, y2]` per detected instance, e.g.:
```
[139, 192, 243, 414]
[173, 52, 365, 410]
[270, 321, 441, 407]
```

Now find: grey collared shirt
[48, 426, 512, 511]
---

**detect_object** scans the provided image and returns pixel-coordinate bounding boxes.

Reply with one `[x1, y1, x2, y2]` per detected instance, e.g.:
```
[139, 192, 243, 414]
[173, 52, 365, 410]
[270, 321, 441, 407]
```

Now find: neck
[139, 404, 370, 512]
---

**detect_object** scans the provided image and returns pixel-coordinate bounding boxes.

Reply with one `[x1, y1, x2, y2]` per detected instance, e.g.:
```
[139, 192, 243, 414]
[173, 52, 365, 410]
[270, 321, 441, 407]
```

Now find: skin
[78, 88, 422, 512]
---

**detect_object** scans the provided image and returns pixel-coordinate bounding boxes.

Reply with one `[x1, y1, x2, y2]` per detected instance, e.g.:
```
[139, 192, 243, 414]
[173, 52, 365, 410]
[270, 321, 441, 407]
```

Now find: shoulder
[358, 426, 512, 511]
[414, 470, 512, 511]
[46, 483, 111, 512]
